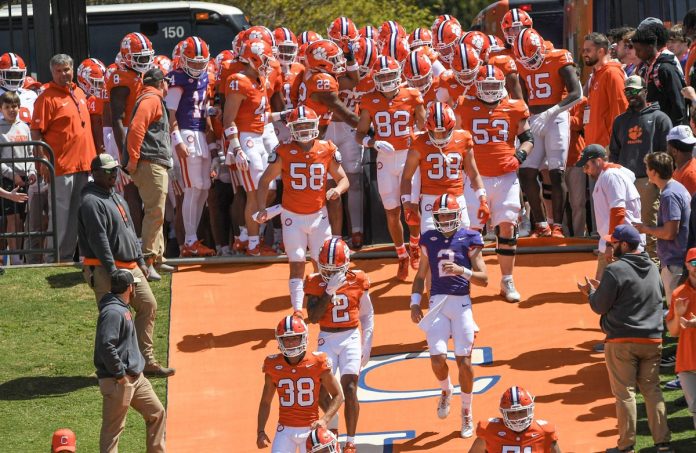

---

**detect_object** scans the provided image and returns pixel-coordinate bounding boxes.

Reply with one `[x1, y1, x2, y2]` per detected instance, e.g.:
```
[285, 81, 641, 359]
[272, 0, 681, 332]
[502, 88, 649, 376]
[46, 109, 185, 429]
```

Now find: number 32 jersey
[262, 351, 331, 427]
[455, 96, 529, 177]
[304, 270, 370, 329]
[421, 227, 484, 296]
[476, 418, 558, 453]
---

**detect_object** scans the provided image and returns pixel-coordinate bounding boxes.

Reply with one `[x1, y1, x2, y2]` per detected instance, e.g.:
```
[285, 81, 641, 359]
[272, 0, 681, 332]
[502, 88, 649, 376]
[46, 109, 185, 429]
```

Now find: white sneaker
[437, 388, 452, 419]
[461, 409, 474, 438]
[500, 278, 521, 303]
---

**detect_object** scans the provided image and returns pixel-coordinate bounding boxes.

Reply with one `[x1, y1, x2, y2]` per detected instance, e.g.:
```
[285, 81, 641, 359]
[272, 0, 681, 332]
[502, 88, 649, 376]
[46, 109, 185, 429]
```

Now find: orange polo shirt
[667, 281, 696, 373]
[673, 158, 696, 196]
[31, 81, 96, 176]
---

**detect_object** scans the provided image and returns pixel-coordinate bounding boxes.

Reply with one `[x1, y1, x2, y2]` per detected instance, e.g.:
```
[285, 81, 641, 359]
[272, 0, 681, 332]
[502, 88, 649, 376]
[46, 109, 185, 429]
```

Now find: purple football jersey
[420, 228, 484, 296]
[166, 68, 209, 131]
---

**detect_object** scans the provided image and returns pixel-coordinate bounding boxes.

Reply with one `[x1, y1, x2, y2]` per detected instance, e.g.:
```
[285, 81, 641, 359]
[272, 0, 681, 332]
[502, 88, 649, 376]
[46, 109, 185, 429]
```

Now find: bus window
[193, 11, 246, 56]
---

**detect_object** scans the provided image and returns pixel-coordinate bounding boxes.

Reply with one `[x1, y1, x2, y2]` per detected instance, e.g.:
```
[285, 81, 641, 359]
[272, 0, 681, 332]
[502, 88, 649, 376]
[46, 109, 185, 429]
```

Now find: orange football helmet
[500, 386, 535, 432]
[318, 237, 351, 282]
[409, 27, 433, 49]
[246, 25, 277, 54]
[299, 30, 323, 46]
[501, 8, 534, 45]
[275, 315, 308, 357]
[487, 34, 505, 54]
[432, 193, 462, 233]
[273, 27, 298, 65]
[327, 16, 359, 52]
[77, 58, 106, 98]
[238, 38, 275, 77]
[119, 32, 155, 73]
[353, 37, 379, 79]
[215, 49, 235, 68]
[232, 30, 247, 57]
[305, 39, 346, 75]
[286, 106, 320, 143]
[306, 427, 340, 453]
[431, 14, 460, 36]
[425, 102, 456, 147]
[475, 64, 506, 103]
[403, 49, 433, 95]
[359, 25, 377, 42]
[433, 19, 462, 64]
[451, 42, 481, 87]
[381, 33, 410, 64]
[513, 27, 545, 70]
[153, 55, 173, 73]
[0, 52, 27, 91]
[377, 20, 406, 48]
[180, 36, 210, 78]
[372, 55, 402, 93]
[461, 31, 489, 60]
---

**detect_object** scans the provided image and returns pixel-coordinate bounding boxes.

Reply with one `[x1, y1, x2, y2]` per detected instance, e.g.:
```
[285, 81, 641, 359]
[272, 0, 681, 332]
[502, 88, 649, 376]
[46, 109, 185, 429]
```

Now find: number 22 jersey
[420, 227, 484, 296]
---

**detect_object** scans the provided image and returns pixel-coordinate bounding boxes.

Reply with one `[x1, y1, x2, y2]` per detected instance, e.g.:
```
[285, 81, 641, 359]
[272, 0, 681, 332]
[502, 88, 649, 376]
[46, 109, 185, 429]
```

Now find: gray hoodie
[609, 103, 673, 178]
[94, 292, 145, 379]
[589, 252, 664, 340]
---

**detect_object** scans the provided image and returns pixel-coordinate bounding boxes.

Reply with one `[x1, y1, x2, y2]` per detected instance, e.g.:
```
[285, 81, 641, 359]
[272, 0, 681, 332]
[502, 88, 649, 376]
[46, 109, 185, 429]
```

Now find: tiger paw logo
[312, 46, 328, 61]
[628, 125, 643, 144]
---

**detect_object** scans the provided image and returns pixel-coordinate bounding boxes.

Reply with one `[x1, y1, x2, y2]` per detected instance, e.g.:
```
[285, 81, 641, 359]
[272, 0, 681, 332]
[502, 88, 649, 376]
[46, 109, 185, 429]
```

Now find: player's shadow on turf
[256, 295, 291, 312]
[177, 328, 275, 352]
[519, 291, 588, 308]
[370, 340, 428, 356]
[576, 402, 616, 422]
[0, 376, 96, 400]
[498, 347, 605, 371]
[45, 271, 85, 288]
[534, 363, 612, 406]
[391, 430, 461, 451]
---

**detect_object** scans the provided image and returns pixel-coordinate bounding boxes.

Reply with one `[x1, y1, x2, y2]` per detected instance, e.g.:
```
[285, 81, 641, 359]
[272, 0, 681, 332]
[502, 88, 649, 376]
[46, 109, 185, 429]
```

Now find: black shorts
[1, 176, 27, 216]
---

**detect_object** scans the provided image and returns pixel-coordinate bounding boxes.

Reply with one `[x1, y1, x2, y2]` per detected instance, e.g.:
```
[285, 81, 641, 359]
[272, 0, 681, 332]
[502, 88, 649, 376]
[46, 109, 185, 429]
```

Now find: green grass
[0, 266, 171, 451]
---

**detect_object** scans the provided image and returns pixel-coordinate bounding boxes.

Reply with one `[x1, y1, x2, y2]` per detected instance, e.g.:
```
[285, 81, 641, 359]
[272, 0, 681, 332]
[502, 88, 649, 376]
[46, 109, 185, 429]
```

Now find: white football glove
[373, 140, 395, 153]
[530, 105, 560, 136]
[234, 148, 249, 171]
[325, 272, 347, 296]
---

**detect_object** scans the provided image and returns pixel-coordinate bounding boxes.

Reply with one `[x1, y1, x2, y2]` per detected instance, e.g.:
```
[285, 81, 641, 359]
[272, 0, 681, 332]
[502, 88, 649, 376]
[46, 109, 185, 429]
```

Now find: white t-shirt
[0, 87, 38, 124]
[593, 165, 644, 252]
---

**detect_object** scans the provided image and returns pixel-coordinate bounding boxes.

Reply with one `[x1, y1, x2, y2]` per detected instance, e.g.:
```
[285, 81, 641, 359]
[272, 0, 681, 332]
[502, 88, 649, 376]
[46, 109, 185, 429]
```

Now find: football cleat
[530, 223, 552, 238]
[182, 240, 216, 257]
[397, 256, 409, 281]
[461, 408, 474, 438]
[437, 388, 452, 419]
[409, 243, 420, 270]
[351, 232, 364, 251]
[501, 278, 521, 303]
[232, 238, 248, 254]
[246, 244, 277, 257]
[344, 441, 357, 452]
[551, 224, 565, 239]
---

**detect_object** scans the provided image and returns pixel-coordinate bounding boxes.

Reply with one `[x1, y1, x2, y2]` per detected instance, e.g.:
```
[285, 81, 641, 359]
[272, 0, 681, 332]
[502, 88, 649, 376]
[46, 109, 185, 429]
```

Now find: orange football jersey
[476, 418, 558, 453]
[86, 95, 104, 115]
[265, 59, 283, 116]
[106, 68, 142, 127]
[274, 139, 338, 214]
[262, 351, 331, 427]
[225, 73, 268, 134]
[339, 76, 375, 114]
[517, 48, 574, 106]
[279, 62, 306, 110]
[304, 270, 370, 329]
[299, 72, 339, 126]
[455, 95, 529, 177]
[439, 70, 474, 105]
[411, 129, 471, 195]
[217, 59, 245, 95]
[421, 75, 443, 110]
[489, 54, 518, 76]
[359, 86, 423, 151]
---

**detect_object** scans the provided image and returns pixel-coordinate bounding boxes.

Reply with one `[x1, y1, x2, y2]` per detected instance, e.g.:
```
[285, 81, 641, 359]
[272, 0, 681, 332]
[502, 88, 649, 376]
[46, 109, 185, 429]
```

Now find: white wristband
[475, 188, 487, 199]
[362, 136, 372, 147]
[229, 137, 241, 150]
[171, 130, 184, 146]
[410, 293, 422, 307]
[346, 63, 359, 72]
[461, 267, 473, 280]
[401, 194, 411, 204]
[224, 126, 239, 139]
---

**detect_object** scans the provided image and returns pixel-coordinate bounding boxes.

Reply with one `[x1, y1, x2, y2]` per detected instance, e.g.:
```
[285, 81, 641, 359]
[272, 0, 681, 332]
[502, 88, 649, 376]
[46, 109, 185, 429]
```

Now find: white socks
[289, 278, 304, 312]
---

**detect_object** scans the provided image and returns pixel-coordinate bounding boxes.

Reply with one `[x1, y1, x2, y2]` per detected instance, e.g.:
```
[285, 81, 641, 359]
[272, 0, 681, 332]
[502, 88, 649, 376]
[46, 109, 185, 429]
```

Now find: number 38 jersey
[359, 86, 424, 151]
[304, 270, 370, 329]
[411, 129, 473, 196]
[420, 227, 483, 296]
[272, 139, 339, 214]
[516, 48, 574, 107]
[476, 418, 558, 453]
[262, 351, 331, 427]
[455, 95, 529, 177]
[224, 72, 267, 134]
[166, 68, 209, 132]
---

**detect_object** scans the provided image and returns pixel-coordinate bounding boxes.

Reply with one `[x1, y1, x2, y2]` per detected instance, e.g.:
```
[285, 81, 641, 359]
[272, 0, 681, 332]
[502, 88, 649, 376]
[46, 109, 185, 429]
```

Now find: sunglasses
[624, 88, 643, 96]
[100, 167, 120, 175]
[689, 260, 696, 267]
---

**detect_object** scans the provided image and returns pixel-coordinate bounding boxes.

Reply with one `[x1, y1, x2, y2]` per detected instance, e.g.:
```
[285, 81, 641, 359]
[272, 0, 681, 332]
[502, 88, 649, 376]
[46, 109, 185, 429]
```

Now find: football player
[513, 28, 582, 238]
[454, 65, 534, 303]
[273, 27, 305, 142]
[77, 58, 107, 153]
[468, 386, 561, 453]
[305, 238, 374, 453]
[410, 193, 488, 439]
[166, 36, 216, 257]
[401, 102, 489, 234]
[403, 48, 443, 108]
[306, 426, 341, 453]
[257, 315, 345, 452]
[0, 52, 37, 124]
[437, 42, 482, 106]
[355, 55, 426, 281]
[432, 19, 462, 67]
[256, 106, 348, 312]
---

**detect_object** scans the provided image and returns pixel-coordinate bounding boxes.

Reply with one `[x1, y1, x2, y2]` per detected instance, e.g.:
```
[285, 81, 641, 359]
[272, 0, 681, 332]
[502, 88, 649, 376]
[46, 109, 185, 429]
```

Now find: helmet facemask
[289, 118, 319, 143]
[328, 50, 346, 74]
[477, 78, 506, 103]
[428, 128, 454, 148]
[501, 404, 535, 432]
[454, 65, 478, 87]
[130, 50, 155, 73]
[406, 72, 433, 94]
[277, 331, 307, 357]
[318, 260, 349, 283]
[183, 55, 209, 78]
[433, 208, 461, 233]
[0, 68, 25, 91]
[277, 43, 298, 65]
[519, 47, 544, 71]
[374, 68, 401, 93]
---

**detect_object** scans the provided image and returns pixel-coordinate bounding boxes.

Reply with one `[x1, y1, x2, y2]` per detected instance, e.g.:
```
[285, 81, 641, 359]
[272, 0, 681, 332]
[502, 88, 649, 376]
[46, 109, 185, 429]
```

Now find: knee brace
[541, 183, 552, 200]
[495, 225, 518, 255]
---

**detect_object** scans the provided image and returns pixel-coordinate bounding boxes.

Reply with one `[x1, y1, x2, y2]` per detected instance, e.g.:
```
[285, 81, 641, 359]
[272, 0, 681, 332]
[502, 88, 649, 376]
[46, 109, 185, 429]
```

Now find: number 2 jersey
[165, 68, 209, 132]
[262, 351, 331, 427]
[476, 418, 558, 453]
[420, 227, 484, 296]
[411, 129, 473, 196]
[304, 270, 370, 329]
[455, 95, 529, 177]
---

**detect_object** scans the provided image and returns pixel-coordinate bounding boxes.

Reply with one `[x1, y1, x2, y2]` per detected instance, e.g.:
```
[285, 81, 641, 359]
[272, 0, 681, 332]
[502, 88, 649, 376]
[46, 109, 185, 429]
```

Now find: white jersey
[593, 165, 643, 251]
[0, 87, 38, 124]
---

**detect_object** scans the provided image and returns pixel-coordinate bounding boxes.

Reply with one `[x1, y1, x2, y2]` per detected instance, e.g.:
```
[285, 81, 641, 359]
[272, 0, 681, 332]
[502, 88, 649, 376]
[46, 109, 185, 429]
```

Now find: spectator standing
[683, 9, 696, 88]
[125, 68, 173, 281]
[78, 154, 174, 377]
[576, 145, 643, 279]
[666, 247, 696, 430]
[667, 25, 690, 73]
[30, 54, 96, 262]
[578, 224, 672, 453]
[582, 32, 628, 148]
[609, 75, 672, 258]
[634, 153, 691, 304]
[565, 95, 588, 237]
[51, 428, 76, 452]
[94, 269, 166, 453]
[667, 125, 696, 195]
[632, 25, 687, 126]
[616, 29, 640, 77]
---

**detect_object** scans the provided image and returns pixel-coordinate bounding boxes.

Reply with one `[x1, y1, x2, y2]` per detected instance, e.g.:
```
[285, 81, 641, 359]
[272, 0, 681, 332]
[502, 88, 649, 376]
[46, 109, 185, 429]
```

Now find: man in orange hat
[51, 428, 76, 452]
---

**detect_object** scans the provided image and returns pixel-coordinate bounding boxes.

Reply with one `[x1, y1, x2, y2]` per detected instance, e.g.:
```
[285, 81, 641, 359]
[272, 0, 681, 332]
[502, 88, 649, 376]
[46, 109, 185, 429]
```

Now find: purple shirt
[166, 69, 208, 131]
[657, 179, 691, 266]
[421, 228, 484, 296]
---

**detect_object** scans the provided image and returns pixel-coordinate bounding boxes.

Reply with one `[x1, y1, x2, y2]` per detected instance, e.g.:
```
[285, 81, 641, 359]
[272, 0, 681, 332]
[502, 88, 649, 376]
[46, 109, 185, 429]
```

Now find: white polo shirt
[593, 165, 644, 252]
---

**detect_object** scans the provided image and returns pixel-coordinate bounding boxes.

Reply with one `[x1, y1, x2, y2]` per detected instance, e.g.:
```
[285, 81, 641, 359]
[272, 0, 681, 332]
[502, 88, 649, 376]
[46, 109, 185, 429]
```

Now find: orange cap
[686, 248, 696, 263]
[52, 429, 76, 452]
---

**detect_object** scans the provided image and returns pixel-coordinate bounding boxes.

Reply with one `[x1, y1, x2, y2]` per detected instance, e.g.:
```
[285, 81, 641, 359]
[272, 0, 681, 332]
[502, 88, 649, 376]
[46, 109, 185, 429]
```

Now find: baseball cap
[638, 17, 664, 29]
[143, 67, 165, 85]
[624, 75, 645, 90]
[111, 269, 142, 294]
[52, 428, 76, 452]
[603, 224, 641, 245]
[686, 248, 696, 263]
[91, 154, 120, 171]
[666, 125, 696, 145]
[575, 144, 607, 167]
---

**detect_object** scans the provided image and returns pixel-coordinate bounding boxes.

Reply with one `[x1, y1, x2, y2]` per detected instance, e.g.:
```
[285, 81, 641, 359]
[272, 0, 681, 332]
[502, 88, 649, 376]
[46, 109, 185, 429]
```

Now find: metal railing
[0, 140, 58, 263]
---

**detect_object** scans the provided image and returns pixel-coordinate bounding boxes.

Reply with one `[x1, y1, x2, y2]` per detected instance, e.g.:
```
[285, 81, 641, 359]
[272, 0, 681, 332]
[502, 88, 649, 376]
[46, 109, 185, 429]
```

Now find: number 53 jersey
[455, 95, 529, 177]
[262, 351, 332, 427]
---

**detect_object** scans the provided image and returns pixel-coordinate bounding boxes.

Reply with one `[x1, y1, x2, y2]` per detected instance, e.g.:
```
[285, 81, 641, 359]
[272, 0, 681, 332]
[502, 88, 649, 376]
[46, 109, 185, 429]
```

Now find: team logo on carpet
[285, 218, 293, 226]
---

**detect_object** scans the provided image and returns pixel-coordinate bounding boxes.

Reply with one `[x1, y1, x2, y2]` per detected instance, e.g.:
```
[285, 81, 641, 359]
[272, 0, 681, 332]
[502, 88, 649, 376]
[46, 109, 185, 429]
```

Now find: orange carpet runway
[166, 252, 619, 452]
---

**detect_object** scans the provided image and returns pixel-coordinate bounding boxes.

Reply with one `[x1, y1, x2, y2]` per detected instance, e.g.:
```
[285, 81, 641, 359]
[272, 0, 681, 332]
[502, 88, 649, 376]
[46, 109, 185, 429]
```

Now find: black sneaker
[660, 354, 676, 367]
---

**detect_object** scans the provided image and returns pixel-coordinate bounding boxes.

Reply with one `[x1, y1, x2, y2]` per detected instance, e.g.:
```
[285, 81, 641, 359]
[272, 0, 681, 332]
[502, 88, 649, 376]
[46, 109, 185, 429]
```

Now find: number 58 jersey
[455, 96, 529, 177]
[262, 352, 332, 427]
